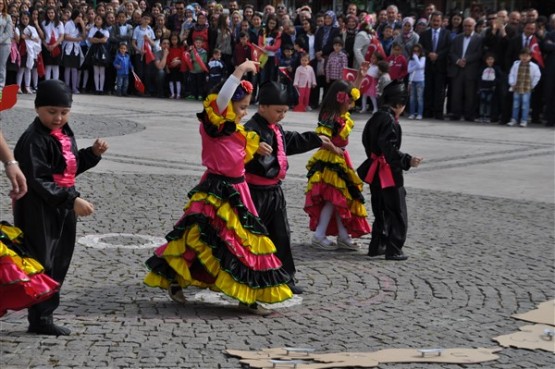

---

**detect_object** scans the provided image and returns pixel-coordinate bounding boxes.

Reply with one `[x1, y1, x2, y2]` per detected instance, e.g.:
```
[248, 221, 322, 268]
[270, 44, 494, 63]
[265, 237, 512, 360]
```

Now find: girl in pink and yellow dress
[144, 61, 292, 314]
[0, 223, 59, 318]
[305, 80, 371, 251]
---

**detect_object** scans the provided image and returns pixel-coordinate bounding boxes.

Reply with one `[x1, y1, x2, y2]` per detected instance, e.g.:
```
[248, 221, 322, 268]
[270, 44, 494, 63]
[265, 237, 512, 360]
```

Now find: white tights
[44, 65, 59, 80]
[93, 66, 105, 92]
[314, 201, 349, 240]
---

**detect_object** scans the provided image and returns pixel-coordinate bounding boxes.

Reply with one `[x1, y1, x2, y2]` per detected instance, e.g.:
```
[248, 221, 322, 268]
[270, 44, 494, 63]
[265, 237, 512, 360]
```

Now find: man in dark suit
[420, 11, 451, 119]
[448, 17, 483, 121]
[543, 15, 555, 127]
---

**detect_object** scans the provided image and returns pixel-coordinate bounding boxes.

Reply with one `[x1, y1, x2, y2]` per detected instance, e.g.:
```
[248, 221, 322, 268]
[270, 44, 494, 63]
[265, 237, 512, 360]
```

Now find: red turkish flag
[365, 36, 386, 62]
[278, 66, 291, 80]
[180, 50, 192, 72]
[143, 42, 155, 64]
[0, 85, 18, 111]
[358, 75, 373, 94]
[342, 67, 358, 82]
[530, 36, 544, 68]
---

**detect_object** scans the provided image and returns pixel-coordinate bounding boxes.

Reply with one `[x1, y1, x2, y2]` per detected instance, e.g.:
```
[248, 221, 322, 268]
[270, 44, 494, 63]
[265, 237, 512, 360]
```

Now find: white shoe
[311, 236, 338, 250]
[519, 121, 528, 127]
[337, 237, 361, 251]
[408, 114, 415, 120]
[416, 114, 422, 120]
[168, 283, 186, 303]
[238, 302, 272, 316]
[507, 120, 518, 126]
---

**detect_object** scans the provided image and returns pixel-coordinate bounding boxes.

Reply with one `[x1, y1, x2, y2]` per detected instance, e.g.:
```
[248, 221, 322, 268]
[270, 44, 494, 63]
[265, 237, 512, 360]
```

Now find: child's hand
[92, 138, 109, 156]
[239, 59, 260, 74]
[257, 141, 273, 156]
[410, 156, 423, 168]
[74, 197, 94, 217]
[319, 135, 344, 156]
[359, 61, 370, 75]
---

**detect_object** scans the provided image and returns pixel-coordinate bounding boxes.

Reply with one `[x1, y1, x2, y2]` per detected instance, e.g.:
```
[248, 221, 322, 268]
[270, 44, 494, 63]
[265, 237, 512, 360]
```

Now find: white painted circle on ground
[78, 233, 166, 249]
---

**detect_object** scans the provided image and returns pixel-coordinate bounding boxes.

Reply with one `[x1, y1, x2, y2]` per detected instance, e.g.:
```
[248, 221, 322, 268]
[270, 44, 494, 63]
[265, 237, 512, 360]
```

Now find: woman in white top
[41, 6, 64, 80]
[15, 11, 41, 93]
[0, 0, 13, 88]
[62, 10, 85, 93]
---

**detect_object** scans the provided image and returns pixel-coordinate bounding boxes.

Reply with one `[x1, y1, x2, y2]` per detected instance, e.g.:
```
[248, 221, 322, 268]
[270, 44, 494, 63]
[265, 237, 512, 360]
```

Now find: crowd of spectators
[0, 0, 553, 126]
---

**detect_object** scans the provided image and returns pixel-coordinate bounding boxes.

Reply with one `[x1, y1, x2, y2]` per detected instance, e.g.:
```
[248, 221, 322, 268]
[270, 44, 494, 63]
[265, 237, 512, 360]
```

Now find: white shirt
[42, 20, 64, 44]
[462, 32, 474, 57]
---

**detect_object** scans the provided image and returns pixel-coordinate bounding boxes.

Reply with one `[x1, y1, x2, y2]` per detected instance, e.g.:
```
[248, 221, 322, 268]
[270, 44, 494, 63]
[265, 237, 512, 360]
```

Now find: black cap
[35, 80, 73, 108]
[258, 81, 289, 105]
[381, 81, 408, 107]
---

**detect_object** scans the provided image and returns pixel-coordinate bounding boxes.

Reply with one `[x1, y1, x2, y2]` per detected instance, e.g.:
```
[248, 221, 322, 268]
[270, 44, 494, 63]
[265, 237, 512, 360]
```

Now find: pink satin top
[50, 129, 77, 188]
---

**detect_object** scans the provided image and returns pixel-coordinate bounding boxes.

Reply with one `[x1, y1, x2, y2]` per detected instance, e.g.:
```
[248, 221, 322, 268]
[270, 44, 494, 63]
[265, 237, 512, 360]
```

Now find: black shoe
[368, 245, 386, 257]
[287, 282, 304, 295]
[385, 253, 409, 261]
[28, 322, 71, 336]
[446, 114, 461, 121]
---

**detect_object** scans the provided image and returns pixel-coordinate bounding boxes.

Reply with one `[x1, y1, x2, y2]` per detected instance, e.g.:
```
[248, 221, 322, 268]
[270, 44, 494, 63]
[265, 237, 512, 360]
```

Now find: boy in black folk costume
[359, 82, 423, 261]
[244, 81, 340, 294]
[14, 80, 108, 335]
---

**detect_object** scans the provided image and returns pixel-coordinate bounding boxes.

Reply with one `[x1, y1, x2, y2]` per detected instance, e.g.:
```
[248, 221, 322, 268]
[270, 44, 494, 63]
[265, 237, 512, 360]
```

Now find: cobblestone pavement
[0, 94, 553, 369]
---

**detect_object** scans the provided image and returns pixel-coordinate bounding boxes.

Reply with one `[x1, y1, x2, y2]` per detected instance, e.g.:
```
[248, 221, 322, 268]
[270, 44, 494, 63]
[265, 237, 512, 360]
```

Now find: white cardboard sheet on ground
[225, 347, 500, 368]
[511, 299, 555, 326]
[493, 324, 555, 353]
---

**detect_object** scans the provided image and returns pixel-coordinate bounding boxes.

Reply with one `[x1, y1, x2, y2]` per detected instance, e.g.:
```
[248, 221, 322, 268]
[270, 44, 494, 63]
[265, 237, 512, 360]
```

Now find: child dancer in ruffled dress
[304, 80, 371, 251]
[144, 61, 293, 315]
[0, 126, 58, 319]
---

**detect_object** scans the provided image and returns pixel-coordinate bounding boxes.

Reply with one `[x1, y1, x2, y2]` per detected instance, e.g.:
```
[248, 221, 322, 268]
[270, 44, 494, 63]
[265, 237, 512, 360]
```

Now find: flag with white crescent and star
[529, 36, 544, 68]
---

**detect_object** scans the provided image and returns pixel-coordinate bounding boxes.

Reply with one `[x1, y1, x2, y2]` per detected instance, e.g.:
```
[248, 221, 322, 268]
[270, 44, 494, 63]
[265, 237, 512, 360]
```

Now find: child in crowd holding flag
[41, 6, 64, 81]
[113, 42, 132, 96]
[507, 47, 541, 127]
[293, 53, 316, 112]
[361, 52, 382, 114]
[131, 13, 155, 96]
[325, 38, 348, 95]
[258, 13, 281, 83]
[166, 33, 184, 99]
[189, 36, 208, 100]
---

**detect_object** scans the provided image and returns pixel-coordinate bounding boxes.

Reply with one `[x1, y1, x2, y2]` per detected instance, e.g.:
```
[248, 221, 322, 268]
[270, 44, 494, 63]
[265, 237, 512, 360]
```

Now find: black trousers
[369, 184, 408, 256]
[424, 68, 446, 118]
[450, 72, 477, 120]
[248, 184, 295, 279]
[15, 209, 77, 324]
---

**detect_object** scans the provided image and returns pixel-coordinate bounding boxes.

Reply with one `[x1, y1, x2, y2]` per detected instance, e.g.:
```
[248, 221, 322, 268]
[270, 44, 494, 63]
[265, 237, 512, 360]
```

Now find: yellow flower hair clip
[350, 88, 360, 101]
